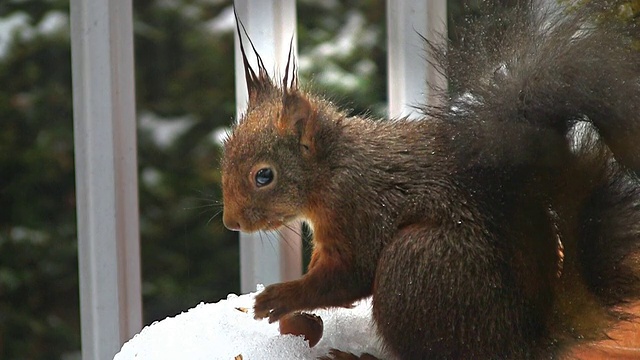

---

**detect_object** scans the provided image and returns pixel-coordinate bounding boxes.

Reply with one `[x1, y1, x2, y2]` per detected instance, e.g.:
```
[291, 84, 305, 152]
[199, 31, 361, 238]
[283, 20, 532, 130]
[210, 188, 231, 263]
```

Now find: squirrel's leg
[254, 243, 372, 322]
[371, 222, 555, 359]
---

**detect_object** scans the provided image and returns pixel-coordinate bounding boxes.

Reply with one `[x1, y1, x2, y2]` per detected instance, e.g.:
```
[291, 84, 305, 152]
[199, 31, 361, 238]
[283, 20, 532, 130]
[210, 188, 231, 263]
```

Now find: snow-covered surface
[114, 287, 385, 360]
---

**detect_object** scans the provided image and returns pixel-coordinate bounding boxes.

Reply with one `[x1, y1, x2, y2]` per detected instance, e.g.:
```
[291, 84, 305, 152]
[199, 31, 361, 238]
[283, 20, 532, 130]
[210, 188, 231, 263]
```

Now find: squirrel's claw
[267, 308, 289, 323]
[252, 307, 269, 320]
[253, 283, 293, 322]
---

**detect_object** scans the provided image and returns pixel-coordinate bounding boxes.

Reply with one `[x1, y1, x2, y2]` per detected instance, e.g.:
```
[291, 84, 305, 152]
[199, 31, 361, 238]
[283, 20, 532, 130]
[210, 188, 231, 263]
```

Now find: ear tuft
[234, 7, 273, 102]
[282, 36, 298, 92]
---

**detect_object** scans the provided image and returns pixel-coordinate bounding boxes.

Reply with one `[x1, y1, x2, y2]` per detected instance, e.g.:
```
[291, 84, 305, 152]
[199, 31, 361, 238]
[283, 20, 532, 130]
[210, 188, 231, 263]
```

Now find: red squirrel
[221, 2, 640, 359]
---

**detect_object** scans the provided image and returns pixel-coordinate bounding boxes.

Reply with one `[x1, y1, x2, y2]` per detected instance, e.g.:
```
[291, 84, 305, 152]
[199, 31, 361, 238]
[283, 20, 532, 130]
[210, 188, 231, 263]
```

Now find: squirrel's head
[221, 16, 321, 233]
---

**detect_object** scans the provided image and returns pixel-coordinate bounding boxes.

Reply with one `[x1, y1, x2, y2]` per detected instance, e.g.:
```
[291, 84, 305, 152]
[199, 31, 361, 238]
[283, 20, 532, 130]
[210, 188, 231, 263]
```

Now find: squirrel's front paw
[254, 283, 294, 323]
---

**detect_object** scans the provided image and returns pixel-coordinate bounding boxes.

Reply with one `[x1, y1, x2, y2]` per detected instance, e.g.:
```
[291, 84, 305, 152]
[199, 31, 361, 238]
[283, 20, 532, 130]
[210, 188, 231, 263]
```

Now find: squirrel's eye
[255, 167, 274, 187]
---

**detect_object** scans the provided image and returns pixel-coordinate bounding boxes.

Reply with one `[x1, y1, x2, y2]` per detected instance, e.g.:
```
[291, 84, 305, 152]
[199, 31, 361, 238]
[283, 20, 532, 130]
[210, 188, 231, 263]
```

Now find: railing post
[70, 0, 142, 358]
[387, 0, 447, 118]
[233, 0, 303, 294]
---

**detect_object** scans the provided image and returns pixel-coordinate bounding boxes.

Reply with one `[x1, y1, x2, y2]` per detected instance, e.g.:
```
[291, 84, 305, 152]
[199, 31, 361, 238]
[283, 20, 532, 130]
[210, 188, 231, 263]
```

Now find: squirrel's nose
[223, 212, 242, 231]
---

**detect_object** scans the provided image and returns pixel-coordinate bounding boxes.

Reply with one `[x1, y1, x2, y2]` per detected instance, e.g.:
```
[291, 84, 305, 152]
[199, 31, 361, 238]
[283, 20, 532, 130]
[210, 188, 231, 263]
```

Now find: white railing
[387, 0, 447, 118]
[70, 0, 446, 358]
[70, 1, 142, 359]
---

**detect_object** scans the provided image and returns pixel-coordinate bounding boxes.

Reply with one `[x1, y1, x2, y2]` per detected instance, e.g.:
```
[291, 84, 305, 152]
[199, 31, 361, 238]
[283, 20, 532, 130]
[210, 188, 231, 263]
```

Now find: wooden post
[70, 0, 142, 358]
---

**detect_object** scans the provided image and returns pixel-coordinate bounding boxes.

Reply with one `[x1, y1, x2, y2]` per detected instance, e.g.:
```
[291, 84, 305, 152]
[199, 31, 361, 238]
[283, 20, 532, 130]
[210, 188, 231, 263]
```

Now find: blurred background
[0, 0, 637, 359]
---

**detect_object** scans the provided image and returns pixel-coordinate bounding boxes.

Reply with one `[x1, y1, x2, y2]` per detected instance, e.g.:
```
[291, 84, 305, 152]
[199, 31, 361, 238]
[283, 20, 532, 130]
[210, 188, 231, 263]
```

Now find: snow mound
[114, 287, 385, 360]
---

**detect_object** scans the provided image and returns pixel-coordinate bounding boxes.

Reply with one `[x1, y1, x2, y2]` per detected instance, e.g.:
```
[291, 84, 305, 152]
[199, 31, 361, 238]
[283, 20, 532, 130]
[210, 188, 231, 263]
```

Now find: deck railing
[69, 0, 446, 358]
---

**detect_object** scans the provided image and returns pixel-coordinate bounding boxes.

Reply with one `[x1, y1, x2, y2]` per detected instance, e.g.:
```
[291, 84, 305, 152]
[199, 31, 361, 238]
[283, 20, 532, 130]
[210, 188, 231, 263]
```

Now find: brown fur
[222, 3, 640, 359]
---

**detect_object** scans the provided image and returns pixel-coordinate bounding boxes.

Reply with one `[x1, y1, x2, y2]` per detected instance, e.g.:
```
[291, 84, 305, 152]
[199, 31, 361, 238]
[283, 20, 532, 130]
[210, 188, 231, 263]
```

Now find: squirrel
[222, 2, 640, 359]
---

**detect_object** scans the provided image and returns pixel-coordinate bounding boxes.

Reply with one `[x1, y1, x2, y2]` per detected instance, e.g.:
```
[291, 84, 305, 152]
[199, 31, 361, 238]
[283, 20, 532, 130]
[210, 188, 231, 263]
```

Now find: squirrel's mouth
[235, 215, 298, 233]
[262, 215, 298, 232]
[223, 205, 299, 232]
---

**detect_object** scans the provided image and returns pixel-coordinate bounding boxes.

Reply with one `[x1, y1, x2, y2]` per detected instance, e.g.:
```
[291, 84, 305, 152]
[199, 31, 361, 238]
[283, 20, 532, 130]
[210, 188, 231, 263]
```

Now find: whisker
[257, 231, 279, 256]
[191, 190, 223, 202]
[282, 223, 303, 238]
[274, 228, 297, 253]
[184, 202, 223, 211]
[185, 190, 225, 220]
[264, 231, 279, 254]
[206, 209, 224, 226]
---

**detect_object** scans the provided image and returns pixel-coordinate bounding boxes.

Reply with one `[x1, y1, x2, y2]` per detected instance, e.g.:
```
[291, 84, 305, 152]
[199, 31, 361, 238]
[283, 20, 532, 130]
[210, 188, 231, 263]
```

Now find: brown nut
[278, 312, 324, 347]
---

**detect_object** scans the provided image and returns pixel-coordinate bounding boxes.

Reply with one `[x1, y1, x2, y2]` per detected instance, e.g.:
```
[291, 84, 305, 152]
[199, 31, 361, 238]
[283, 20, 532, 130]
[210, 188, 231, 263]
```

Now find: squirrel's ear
[279, 92, 317, 154]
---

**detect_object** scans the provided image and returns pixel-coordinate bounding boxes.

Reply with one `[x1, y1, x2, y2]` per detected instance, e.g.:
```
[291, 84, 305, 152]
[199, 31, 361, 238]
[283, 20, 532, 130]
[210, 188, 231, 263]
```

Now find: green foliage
[560, 0, 640, 25]
[559, 0, 640, 48]
[0, 1, 78, 358]
[0, 0, 392, 358]
[297, 0, 387, 116]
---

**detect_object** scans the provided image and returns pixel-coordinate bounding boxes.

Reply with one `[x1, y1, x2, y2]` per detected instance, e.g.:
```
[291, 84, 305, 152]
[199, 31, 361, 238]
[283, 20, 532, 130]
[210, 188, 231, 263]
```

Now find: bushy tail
[428, 0, 640, 336]
[435, 2, 640, 173]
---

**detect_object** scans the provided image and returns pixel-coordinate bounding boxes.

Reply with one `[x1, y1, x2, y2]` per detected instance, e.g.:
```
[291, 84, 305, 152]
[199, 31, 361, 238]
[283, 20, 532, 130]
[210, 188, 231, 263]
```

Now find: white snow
[297, 10, 381, 92]
[141, 167, 162, 187]
[205, 5, 235, 34]
[37, 11, 68, 35]
[0, 12, 31, 59]
[114, 287, 385, 360]
[313, 12, 365, 60]
[317, 63, 361, 91]
[138, 112, 195, 149]
[0, 10, 69, 60]
[9, 226, 49, 245]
